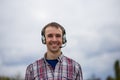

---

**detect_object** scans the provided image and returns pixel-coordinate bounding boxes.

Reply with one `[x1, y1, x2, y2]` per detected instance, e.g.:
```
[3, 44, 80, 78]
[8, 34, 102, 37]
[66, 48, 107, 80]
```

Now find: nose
[52, 36, 57, 41]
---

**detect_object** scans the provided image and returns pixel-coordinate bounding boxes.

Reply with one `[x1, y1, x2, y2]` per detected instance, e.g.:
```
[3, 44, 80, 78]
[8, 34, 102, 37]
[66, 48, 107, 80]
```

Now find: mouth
[49, 42, 61, 48]
[51, 43, 59, 48]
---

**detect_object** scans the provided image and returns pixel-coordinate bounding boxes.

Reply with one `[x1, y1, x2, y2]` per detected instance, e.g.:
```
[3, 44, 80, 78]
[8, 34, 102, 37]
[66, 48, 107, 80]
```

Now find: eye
[47, 34, 53, 38]
[56, 34, 61, 38]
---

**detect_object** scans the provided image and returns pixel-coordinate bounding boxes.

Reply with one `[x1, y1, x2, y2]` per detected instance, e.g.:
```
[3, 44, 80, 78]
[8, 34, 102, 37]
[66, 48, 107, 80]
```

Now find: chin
[50, 48, 60, 53]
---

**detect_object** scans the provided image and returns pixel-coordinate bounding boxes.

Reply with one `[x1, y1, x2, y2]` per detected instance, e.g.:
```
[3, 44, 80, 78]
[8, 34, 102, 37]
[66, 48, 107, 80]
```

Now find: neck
[46, 51, 61, 60]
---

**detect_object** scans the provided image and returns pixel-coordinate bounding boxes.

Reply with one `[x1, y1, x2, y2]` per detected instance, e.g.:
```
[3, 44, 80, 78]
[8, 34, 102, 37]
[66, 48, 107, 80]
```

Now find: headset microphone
[60, 43, 66, 48]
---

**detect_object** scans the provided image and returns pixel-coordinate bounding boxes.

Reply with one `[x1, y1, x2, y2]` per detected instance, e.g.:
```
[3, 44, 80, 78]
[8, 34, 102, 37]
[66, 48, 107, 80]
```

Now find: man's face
[45, 26, 63, 53]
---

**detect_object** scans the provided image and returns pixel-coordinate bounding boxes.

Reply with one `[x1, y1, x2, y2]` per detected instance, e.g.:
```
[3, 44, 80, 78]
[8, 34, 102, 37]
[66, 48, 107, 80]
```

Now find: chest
[33, 62, 76, 80]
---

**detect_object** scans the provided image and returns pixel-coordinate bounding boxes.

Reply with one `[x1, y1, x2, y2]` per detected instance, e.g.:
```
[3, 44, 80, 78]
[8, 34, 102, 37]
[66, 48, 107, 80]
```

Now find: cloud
[0, 64, 26, 78]
[0, 0, 120, 80]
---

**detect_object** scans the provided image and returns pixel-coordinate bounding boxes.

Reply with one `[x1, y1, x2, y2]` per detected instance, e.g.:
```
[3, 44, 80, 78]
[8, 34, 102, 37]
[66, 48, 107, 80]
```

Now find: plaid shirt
[25, 54, 83, 80]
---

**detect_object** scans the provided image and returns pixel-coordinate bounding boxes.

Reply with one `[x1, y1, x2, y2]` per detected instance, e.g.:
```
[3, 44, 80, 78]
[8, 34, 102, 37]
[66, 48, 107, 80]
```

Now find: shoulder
[63, 56, 79, 64]
[26, 58, 44, 70]
[63, 56, 81, 69]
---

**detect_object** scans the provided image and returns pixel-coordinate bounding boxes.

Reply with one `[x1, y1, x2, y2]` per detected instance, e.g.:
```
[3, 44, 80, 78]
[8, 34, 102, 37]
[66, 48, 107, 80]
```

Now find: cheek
[46, 39, 50, 44]
[45, 37, 63, 44]
[46, 39, 62, 45]
[45, 37, 50, 42]
[59, 38, 63, 43]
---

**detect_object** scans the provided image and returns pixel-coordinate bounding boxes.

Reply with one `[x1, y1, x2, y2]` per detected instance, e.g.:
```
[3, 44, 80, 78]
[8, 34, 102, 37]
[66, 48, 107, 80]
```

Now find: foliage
[106, 60, 120, 80]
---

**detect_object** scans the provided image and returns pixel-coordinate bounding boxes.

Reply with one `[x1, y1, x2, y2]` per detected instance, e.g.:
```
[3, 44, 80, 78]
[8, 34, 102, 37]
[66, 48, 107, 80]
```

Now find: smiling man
[25, 22, 83, 80]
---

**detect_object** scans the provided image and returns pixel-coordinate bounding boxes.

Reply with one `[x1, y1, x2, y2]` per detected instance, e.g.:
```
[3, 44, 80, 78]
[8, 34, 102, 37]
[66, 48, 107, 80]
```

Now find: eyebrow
[47, 33, 62, 37]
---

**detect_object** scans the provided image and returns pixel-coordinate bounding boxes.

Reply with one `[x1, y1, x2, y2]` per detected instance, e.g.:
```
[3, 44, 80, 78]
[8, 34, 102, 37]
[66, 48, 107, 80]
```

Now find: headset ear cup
[42, 36, 46, 44]
[62, 35, 67, 44]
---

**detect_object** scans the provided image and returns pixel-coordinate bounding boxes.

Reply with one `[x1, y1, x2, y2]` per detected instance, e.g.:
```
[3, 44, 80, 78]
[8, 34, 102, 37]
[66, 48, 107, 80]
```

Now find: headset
[41, 22, 67, 44]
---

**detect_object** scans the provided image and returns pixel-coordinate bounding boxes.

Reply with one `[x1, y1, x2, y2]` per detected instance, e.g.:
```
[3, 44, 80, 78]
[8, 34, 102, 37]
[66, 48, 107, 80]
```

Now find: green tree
[114, 60, 120, 80]
[0, 76, 10, 80]
[106, 76, 114, 80]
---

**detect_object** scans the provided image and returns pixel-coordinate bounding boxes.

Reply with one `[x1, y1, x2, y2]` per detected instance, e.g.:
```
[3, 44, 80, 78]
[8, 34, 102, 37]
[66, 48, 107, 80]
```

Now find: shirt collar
[43, 52, 64, 63]
[57, 53, 64, 62]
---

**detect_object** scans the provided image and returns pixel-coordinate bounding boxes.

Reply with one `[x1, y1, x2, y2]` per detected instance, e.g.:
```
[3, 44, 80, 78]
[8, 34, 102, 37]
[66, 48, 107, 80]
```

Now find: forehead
[45, 26, 62, 35]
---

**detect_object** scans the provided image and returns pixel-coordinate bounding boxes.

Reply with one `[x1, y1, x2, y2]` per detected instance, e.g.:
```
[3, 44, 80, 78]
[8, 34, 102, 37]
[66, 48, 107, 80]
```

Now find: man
[25, 22, 83, 80]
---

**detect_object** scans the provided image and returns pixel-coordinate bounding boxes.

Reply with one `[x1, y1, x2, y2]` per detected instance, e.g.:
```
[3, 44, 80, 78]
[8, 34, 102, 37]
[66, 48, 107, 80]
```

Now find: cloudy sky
[0, 0, 120, 80]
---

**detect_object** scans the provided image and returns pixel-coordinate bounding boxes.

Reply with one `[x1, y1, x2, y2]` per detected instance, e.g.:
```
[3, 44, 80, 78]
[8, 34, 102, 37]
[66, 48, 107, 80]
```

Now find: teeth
[53, 44, 57, 45]
[52, 44, 58, 46]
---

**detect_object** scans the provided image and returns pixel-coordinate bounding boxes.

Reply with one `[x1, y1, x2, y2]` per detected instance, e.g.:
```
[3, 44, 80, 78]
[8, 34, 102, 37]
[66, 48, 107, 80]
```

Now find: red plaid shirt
[25, 54, 83, 80]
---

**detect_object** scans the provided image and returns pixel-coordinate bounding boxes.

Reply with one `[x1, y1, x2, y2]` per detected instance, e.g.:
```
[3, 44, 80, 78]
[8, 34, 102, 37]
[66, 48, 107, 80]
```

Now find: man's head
[41, 22, 67, 44]
[41, 22, 67, 53]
